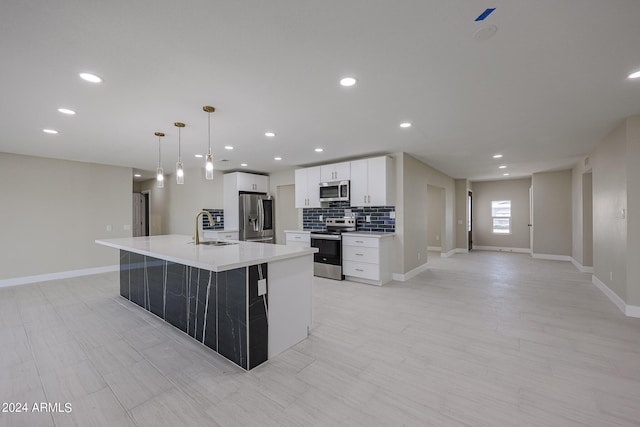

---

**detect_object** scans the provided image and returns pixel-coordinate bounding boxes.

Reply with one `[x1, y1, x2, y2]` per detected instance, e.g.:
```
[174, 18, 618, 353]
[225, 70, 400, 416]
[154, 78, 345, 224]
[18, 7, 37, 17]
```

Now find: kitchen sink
[189, 241, 238, 246]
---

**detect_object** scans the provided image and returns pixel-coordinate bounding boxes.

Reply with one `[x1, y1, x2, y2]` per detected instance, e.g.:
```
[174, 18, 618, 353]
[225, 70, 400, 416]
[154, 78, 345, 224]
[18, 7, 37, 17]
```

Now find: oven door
[310, 234, 344, 280]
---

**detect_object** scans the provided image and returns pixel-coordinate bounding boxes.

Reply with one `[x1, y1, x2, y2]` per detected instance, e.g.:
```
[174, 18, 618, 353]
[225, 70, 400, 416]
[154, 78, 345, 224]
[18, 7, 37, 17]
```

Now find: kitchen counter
[96, 235, 316, 370]
[342, 231, 395, 239]
[96, 234, 316, 272]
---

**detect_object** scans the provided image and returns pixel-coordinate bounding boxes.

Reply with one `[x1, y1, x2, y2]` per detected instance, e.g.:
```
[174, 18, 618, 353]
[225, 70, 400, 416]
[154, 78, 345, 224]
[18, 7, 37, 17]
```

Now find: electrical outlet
[366, 215, 371, 222]
[390, 211, 396, 219]
[216, 216, 221, 222]
[258, 278, 267, 296]
[319, 215, 323, 222]
[610, 272, 613, 281]
[106, 224, 112, 232]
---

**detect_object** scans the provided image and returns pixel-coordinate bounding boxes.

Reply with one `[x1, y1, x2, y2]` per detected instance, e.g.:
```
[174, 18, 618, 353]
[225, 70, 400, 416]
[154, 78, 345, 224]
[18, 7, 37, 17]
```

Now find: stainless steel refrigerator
[239, 193, 275, 243]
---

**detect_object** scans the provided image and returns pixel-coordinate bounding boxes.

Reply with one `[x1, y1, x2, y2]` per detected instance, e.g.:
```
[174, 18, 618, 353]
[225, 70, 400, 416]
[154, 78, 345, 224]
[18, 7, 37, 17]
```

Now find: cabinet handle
[368, 195, 371, 203]
[355, 268, 364, 272]
[295, 236, 301, 239]
[364, 195, 366, 203]
[355, 240, 364, 243]
[356, 253, 363, 256]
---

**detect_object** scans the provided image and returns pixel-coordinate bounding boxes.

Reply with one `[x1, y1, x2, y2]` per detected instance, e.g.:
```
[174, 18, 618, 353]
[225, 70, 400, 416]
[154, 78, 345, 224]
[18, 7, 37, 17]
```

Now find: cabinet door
[320, 162, 351, 182]
[254, 174, 269, 193]
[235, 172, 254, 192]
[349, 159, 369, 207]
[367, 157, 390, 206]
[333, 162, 351, 181]
[294, 169, 309, 208]
[306, 167, 321, 207]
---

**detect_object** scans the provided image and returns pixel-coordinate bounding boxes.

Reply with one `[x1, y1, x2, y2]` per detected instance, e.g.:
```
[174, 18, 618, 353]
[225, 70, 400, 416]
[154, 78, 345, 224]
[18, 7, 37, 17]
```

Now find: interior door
[468, 191, 473, 251]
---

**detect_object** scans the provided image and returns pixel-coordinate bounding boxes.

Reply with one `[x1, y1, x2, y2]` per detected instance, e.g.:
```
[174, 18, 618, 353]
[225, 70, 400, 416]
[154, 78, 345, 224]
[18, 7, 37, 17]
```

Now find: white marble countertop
[342, 231, 395, 239]
[96, 234, 317, 272]
[284, 230, 311, 233]
[203, 229, 239, 233]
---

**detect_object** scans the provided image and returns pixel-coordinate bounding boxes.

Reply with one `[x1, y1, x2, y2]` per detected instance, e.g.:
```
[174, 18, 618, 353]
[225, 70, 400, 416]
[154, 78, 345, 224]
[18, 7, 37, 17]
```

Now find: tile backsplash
[203, 209, 224, 230]
[303, 201, 395, 232]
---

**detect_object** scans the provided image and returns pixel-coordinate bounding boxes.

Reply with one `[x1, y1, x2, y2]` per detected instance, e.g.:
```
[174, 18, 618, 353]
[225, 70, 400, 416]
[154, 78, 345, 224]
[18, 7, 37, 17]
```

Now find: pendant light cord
[158, 137, 161, 167]
[208, 112, 212, 155]
[178, 127, 182, 161]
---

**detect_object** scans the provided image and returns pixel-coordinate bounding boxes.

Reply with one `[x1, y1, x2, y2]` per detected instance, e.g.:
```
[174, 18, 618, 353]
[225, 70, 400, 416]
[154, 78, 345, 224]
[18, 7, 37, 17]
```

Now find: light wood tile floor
[1, 251, 640, 426]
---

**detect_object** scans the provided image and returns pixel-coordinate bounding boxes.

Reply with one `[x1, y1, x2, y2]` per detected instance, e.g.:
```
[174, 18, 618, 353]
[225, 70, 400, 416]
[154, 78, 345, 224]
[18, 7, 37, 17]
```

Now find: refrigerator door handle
[257, 198, 264, 232]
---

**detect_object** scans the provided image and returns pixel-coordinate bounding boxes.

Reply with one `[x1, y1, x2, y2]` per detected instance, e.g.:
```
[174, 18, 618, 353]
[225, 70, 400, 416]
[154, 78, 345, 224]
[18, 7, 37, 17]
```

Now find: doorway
[468, 191, 473, 251]
[132, 192, 150, 237]
[582, 172, 593, 267]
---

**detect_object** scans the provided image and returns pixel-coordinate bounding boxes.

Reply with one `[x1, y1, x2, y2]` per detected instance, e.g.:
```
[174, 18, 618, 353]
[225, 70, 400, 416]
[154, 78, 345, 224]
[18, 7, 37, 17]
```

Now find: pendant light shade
[203, 105, 215, 180]
[175, 122, 185, 185]
[155, 132, 165, 188]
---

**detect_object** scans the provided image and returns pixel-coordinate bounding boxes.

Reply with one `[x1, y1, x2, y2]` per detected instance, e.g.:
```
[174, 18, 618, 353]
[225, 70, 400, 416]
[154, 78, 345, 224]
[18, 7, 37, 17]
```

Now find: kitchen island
[96, 235, 316, 370]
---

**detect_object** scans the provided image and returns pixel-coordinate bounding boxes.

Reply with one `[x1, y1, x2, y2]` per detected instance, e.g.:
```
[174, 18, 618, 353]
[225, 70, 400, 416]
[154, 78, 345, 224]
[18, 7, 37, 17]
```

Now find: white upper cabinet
[320, 161, 351, 182]
[349, 156, 394, 207]
[235, 172, 269, 193]
[294, 167, 321, 208]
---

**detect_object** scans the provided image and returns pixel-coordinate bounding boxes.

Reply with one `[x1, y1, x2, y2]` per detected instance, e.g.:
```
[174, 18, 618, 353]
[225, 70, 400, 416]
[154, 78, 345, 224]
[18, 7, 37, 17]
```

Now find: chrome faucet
[195, 210, 215, 245]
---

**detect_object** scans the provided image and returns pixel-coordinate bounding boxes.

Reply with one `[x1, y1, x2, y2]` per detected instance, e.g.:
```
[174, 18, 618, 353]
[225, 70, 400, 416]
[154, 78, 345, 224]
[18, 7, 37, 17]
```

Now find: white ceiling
[2, 0, 640, 182]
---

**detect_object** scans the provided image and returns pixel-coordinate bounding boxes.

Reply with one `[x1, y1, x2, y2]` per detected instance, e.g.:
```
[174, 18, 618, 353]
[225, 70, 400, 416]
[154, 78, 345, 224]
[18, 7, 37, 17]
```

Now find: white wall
[0, 153, 132, 281]
[427, 185, 445, 248]
[401, 153, 456, 272]
[472, 178, 531, 250]
[532, 170, 572, 257]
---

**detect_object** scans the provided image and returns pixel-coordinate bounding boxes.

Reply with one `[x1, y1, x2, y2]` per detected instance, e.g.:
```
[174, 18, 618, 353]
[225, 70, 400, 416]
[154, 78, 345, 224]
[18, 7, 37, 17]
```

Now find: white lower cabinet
[285, 231, 311, 248]
[342, 234, 393, 285]
[203, 230, 239, 241]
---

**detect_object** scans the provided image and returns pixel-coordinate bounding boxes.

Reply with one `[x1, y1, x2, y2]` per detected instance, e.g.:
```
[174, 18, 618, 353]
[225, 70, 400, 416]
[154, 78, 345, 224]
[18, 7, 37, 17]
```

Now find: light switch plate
[216, 216, 221, 222]
[319, 215, 323, 222]
[258, 279, 267, 296]
[389, 211, 396, 219]
[366, 215, 371, 222]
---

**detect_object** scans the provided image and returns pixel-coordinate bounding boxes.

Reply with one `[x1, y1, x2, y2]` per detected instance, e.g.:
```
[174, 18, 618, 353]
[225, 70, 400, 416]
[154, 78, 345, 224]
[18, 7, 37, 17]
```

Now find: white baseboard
[474, 246, 532, 254]
[570, 258, 594, 273]
[392, 262, 429, 282]
[441, 249, 456, 258]
[532, 253, 571, 261]
[456, 248, 469, 254]
[592, 275, 640, 318]
[0, 265, 119, 288]
[427, 246, 442, 252]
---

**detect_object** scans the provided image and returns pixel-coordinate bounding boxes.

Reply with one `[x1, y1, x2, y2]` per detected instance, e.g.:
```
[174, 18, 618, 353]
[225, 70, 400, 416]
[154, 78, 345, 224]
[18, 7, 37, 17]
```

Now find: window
[492, 200, 511, 234]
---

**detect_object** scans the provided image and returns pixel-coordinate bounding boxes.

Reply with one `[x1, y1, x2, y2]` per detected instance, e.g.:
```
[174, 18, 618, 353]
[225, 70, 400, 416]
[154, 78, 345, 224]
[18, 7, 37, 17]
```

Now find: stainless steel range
[310, 217, 356, 280]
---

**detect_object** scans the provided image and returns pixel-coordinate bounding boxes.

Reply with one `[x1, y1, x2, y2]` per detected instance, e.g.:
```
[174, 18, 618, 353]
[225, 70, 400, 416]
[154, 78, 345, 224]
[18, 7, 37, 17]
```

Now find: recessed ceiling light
[194, 154, 203, 158]
[57, 108, 76, 115]
[79, 72, 102, 83]
[628, 70, 640, 79]
[339, 77, 357, 87]
[241, 163, 248, 167]
[503, 173, 510, 176]
[498, 165, 507, 169]
[224, 146, 234, 150]
[134, 174, 141, 178]
[274, 157, 282, 161]
[400, 122, 412, 128]
[315, 148, 323, 152]
[265, 132, 276, 137]
[43, 129, 59, 134]
[493, 154, 503, 158]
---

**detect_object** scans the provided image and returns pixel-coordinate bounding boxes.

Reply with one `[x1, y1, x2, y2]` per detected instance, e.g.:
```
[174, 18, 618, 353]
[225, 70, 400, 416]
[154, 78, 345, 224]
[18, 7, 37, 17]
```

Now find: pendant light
[155, 132, 165, 188]
[174, 122, 185, 185]
[203, 105, 215, 180]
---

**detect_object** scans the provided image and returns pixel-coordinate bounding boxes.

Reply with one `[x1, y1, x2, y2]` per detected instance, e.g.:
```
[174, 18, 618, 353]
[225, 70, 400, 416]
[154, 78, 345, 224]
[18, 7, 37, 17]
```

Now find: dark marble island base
[119, 250, 268, 370]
